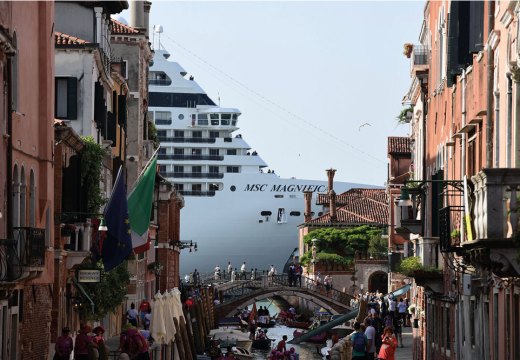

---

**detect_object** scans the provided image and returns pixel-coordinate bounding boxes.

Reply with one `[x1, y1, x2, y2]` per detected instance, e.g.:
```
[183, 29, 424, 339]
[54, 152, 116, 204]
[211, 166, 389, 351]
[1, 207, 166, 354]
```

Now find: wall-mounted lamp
[98, 217, 108, 231]
[397, 188, 413, 207]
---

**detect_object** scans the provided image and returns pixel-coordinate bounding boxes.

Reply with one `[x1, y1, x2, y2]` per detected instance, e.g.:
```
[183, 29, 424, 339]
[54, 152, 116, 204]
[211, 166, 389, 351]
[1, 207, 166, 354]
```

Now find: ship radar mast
[153, 24, 163, 50]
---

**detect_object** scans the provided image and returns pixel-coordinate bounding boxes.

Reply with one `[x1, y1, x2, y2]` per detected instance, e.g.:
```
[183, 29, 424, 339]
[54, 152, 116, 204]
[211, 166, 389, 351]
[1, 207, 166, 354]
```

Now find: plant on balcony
[75, 259, 130, 321]
[80, 136, 107, 214]
[396, 106, 413, 124]
[147, 261, 164, 275]
[398, 256, 422, 276]
[148, 120, 160, 149]
[403, 43, 414, 58]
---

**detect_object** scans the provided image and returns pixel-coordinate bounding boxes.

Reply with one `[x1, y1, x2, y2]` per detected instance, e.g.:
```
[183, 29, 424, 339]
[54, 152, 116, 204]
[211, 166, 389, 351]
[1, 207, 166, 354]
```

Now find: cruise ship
[149, 48, 366, 274]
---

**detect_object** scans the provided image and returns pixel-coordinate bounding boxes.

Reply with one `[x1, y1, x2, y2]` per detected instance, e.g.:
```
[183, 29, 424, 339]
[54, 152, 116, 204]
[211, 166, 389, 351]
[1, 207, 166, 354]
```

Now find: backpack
[352, 332, 366, 353]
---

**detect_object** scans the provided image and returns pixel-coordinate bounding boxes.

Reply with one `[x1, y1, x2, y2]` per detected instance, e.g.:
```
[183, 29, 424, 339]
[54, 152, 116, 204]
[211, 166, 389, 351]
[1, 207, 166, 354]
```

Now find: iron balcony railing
[158, 154, 224, 161]
[413, 45, 429, 66]
[0, 227, 45, 282]
[157, 137, 216, 144]
[154, 119, 172, 126]
[161, 172, 224, 179]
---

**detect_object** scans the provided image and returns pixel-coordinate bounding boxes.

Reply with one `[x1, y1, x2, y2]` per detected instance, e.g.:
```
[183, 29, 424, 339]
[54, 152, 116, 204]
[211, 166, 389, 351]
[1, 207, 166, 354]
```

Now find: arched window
[29, 170, 36, 227]
[12, 164, 19, 227]
[20, 166, 26, 227]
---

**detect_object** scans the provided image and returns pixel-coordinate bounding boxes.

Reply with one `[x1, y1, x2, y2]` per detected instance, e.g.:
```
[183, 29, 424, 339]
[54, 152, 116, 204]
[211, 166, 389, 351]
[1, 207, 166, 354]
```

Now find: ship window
[174, 148, 184, 155]
[210, 114, 219, 120]
[178, 114, 184, 120]
[274, 195, 284, 198]
[221, 119, 230, 126]
[192, 184, 202, 191]
[192, 131, 202, 138]
[174, 183, 184, 191]
[232, 120, 237, 126]
[174, 166, 184, 173]
[260, 211, 272, 216]
[227, 149, 237, 155]
[149, 71, 172, 86]
[192, 166, 201, 173]
[159, 148, 166, 155]
[209, 149, 220, 156]
[209, 183, 219, 191]
[155, 111, 172, 125]
[157, 130, 167, 138]
[211, 119, 219, 126]
[222, 114, 231, 120]
[277, 208, 287, 223]
[209, 166, 219, 173]
[149, 92, 216, 107]
[159, 165, 166, 173]
[192, 149, 202, 155]
[232, 114, 238, 120]
[210, 131, 219, 138]
[227, 166, 239, 173]
[197, 114, 208, 125]
[290, 211, 301, 216]
[174, 130, 184, 138]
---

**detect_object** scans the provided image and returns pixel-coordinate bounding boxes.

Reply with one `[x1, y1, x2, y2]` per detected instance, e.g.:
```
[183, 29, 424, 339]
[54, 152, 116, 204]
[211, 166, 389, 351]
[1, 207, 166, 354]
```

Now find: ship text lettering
[244, 184, 326, 193]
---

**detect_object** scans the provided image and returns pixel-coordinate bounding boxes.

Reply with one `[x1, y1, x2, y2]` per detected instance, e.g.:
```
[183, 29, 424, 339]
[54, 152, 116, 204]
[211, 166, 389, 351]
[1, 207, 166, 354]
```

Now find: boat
[285, 320, 312, 329]
[252, 337, 273, 350]
[209, 329, 253, 352]
[231, 347, 254, 360]
[148, 37, 367, 273]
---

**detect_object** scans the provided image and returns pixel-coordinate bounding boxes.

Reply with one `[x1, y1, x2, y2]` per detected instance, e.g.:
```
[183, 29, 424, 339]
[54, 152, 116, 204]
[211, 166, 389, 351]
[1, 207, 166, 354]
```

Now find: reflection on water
[248, 300, 324, 360]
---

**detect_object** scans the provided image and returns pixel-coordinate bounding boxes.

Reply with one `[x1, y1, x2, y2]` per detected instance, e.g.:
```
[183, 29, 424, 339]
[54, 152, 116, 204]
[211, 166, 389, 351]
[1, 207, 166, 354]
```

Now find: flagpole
[128, 146, 161, 196]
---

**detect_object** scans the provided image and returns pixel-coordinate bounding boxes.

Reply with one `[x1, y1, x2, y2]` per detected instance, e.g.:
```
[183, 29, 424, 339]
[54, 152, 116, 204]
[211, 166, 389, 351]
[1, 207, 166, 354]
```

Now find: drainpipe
[506, 73, 512, 167]
[6, 57, 13, 238]
[461, 69, 466, 242]
[486, 1, 495, 168]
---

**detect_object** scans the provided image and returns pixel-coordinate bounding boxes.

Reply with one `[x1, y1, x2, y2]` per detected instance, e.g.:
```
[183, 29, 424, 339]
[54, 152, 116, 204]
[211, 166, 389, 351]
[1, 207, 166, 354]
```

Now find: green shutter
[67, 77, 77, 120]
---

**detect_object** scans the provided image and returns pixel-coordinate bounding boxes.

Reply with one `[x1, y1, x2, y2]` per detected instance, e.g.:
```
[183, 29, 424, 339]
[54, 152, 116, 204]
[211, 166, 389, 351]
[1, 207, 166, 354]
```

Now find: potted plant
[403, 43, 414, 58]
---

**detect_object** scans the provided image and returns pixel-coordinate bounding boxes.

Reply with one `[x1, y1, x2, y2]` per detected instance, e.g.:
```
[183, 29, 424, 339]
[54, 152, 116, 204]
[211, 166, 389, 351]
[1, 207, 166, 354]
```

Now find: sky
[122, 1, 425, 186]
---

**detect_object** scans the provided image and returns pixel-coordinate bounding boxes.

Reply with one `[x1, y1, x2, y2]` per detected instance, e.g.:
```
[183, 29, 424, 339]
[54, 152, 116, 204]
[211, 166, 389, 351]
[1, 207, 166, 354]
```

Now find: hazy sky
[124, 1, 425, 186]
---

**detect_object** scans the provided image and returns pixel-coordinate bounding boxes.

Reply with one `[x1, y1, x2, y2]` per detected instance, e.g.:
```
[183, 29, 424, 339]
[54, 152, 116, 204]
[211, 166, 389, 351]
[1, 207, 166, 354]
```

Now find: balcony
[157, 137, 216, 144]
[465, 168, 520, 276]
[158, 154, 224, 161]
[411, 44, 429, 78]
[0, 227, 46, 282]
[161, 172, 224, 179]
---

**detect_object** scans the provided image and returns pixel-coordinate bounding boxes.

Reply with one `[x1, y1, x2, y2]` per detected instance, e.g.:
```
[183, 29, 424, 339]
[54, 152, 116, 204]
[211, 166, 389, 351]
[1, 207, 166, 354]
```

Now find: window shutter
[469, 1, 484, 54]
[446, 3, 460, 87]
[106, 111, 117, 146]
[67, 77, 78, 120]
[94, 82, 105, 128]
[118, 94, 127, 126]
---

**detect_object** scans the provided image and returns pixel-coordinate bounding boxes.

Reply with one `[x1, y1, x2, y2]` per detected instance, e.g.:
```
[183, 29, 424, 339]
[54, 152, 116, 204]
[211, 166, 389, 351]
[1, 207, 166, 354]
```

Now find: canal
[248, 299, 325, 359]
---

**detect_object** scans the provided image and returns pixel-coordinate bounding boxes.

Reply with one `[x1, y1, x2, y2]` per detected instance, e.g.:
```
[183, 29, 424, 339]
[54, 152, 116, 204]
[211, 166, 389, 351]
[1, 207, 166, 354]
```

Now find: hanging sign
[78, 269, 101, 283]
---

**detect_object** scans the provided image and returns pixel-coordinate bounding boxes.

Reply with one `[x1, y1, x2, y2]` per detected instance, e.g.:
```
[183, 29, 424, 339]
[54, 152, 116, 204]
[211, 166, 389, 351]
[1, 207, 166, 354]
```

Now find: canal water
[247, 300, 325, 360]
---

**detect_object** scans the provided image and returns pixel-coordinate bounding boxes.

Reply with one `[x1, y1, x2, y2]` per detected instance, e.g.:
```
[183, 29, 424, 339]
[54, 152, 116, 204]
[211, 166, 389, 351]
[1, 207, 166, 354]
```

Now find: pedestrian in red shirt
[54, 327, 73, 360]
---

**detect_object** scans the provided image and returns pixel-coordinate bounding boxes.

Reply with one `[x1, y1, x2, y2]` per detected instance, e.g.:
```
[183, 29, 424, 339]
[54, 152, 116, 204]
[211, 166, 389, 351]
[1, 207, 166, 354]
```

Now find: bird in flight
[359, 122, 371, 131]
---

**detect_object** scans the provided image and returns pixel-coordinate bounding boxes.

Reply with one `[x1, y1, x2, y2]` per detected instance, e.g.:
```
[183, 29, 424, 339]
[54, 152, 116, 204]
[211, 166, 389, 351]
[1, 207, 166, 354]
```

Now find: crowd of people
[346, 293, 410, 360]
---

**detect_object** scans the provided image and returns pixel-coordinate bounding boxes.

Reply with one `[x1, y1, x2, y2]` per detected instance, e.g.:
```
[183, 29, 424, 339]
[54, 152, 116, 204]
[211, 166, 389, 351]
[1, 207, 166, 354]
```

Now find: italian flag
[128, 155, 158, 253]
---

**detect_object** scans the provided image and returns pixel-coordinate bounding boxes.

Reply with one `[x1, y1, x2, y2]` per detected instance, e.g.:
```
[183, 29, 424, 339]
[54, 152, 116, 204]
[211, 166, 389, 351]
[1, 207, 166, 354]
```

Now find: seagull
[359, 122, 372, 131]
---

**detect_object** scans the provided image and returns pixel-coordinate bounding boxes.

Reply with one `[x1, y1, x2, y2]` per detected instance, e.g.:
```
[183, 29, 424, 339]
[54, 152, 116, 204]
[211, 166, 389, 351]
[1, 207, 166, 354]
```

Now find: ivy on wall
[80, 136, 106, 213]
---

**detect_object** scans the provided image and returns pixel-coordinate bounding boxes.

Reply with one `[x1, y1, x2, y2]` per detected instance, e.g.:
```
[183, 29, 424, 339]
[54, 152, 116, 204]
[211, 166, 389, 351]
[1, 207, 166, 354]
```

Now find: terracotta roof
[110, 19, 139, 35]
[317, 188, 386, 206]
[388, 137, 411, 154]
[54, 32, 89, 45]
[310, 188, 388, 226]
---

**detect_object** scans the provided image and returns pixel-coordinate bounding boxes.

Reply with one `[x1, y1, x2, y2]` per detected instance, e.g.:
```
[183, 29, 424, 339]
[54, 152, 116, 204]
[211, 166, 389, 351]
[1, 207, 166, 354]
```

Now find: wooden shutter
[66, 77, 77, 119]
[118, 94, 127, 126]
[446, 2, 460, 87]
[469, 1, 484, 53]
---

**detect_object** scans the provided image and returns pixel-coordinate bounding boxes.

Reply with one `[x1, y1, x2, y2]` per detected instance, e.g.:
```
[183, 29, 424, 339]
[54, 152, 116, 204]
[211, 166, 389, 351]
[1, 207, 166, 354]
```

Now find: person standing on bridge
[295, 263, 303, 287]
[227, 261, 232, 279]
[240, 262, 247, 280]
[214, 265, 221, 280]
[230, 268, 236, 282]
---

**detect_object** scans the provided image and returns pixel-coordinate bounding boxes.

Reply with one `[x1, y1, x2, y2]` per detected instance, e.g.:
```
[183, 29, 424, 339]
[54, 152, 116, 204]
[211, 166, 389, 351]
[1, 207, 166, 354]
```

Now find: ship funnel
[304, 191, 313, 222]
[326, 168, 336, 192]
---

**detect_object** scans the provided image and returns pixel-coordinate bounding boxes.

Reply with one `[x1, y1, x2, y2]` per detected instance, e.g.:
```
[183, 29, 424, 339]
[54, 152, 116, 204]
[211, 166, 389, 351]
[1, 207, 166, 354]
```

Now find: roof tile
[110, 19, 139, 35]
[388, 136, 411, 154]
[54, 32, 89, 45]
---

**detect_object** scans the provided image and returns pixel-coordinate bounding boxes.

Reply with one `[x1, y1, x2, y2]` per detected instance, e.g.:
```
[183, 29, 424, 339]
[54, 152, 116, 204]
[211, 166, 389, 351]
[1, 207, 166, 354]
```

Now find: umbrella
[171, 288, 184, 324]
[163, 291, 176, 344]
[151, 292, 166, 344]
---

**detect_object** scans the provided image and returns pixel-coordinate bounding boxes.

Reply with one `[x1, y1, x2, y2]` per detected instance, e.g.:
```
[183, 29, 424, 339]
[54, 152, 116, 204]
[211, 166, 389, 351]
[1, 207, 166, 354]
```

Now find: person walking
[74, 325, 97, 360]
[126, 303, 139, 327]
[388, 295, 397, 320]
[240, 262, 247, 280]
[295, 264, 303, 287]
[377, 326, 398, 360]
[349, 321, 367, 360]
[364, 318, 376, 360]
[54, 327, 73, 360]
[397, 298, 407, 325]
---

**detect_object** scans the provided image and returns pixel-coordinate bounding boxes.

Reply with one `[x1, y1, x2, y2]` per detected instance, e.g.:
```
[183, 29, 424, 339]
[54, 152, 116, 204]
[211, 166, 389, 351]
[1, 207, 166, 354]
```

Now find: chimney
[329, 190, 337, 222]
[304, 191, 313, 222]
[129, 1, 144, 30]
[326, 168, 336, 192]
[143, 2, 152, 38]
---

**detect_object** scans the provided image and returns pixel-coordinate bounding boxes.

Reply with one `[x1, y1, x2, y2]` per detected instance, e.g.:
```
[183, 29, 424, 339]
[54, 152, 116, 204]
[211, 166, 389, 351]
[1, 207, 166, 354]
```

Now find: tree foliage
[76, 260, 130, 321]
[80, 136, 107, 213]
[301, 226, 384, 266]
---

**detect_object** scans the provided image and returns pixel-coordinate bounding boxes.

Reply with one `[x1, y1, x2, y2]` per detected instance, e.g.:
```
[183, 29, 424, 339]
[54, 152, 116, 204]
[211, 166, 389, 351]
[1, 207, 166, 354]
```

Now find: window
[209, 166, 219, 173]
[157, 130, 167, 138]
[209, 149, 220, 156]
[192, 184, 202, 191]
[191, 149, 202, 155]
[11, 32, 18, 111]
[121, 60, 128, 79]
[159, 165, 166, 173]
[174, 183, 184, 191]
[149, 71, 172, 86]
[55, 77, 78, 119]
[174, 130, 184, 138]
[227, 149, 237, 155]
[192, 166, 201, 173]
[210, 131, 219, 138]
[174, 148, 184, 155]
[154, 111, 172, 125]
[149, 92, 215, 107]
[174, 166, 184, 173]
[209, 183, 219, 191]
[221, 114, 231, 125]
[277, 208, 287, 223]
[178, 114, 184, 120]
[227, 166, 239, 173]
[290, 211, 301, 216]
[210, 114, 219, 125]
[192, 131, 202, 138]
[197, 114, 208, 125]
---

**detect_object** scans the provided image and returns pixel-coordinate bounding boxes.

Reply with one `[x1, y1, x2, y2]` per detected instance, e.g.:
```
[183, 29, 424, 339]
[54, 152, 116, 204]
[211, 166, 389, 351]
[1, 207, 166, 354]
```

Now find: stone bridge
[213, 274, 353, 320]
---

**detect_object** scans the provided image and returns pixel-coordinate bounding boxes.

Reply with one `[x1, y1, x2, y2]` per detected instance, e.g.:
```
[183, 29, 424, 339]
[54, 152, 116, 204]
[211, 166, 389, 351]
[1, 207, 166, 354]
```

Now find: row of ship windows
[259, 209, 324, 224]
[157, 130, 240, 140]
[159, 147, 250, 156]
[159, 165, 239, 173]
[150, 111, 238, 126]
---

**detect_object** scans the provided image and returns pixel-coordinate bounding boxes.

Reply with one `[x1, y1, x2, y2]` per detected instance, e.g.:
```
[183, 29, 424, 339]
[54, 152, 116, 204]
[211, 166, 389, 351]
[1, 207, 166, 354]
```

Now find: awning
[384, 283, 411, 300]
[72, 277, 95, 314]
